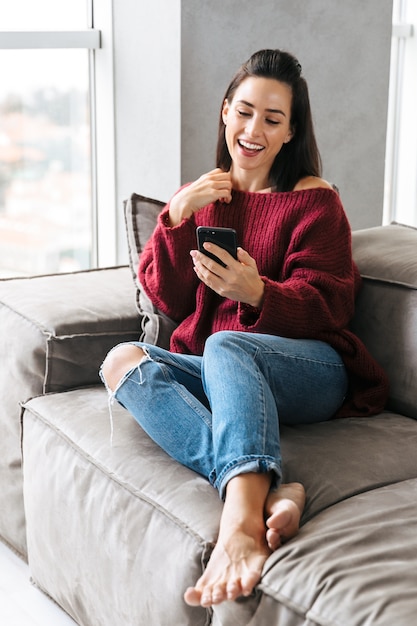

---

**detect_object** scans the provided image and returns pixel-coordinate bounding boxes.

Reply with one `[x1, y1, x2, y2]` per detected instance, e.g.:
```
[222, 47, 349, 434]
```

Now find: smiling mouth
[238, 139, 264, 153]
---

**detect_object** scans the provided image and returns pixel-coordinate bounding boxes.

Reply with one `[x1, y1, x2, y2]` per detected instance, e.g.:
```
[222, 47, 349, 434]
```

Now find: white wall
[111, 0, 393, 263]
[112, 0, 181, 259]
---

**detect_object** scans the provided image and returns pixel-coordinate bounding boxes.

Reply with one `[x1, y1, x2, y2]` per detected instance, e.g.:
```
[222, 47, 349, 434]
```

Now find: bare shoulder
[293, 176, 334, 191]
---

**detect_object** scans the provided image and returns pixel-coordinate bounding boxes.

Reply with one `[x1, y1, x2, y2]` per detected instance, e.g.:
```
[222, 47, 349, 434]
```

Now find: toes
[266, 501, 302, 543]
[200, 590, 213, 608]
[210, 583, 228, 605]
[226, 579, 242, 601]
[184, 586, 203, 606]
[240, 570, 261, 597]
[266, 507, 291, 531]
[266, 527, 282, 551]
[185, 579, 250, 607]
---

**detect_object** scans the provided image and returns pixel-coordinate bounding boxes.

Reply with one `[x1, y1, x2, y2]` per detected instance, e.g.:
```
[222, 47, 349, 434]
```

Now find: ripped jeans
[100, 331, 348, 499]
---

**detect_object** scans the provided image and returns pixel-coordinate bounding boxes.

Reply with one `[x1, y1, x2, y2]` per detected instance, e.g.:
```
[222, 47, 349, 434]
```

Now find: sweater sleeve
[138, 204, 199, 322]
[239, 192, 358, 338]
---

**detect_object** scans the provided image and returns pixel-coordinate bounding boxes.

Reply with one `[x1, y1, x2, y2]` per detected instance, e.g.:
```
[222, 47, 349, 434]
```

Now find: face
[222, 76, 294, 186]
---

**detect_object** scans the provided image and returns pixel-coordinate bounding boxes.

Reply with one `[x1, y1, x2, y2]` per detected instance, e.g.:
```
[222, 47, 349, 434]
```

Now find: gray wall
[112, 0, 393, 262]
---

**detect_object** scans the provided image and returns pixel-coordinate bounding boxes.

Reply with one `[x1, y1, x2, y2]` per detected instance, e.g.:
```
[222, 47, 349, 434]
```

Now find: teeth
[239, 140, 263, 151]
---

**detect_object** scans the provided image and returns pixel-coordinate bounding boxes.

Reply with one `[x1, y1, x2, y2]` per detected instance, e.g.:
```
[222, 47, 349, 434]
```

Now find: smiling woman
[216, 49, 322, 193]
[221, 77, 294, 191]
[100, 48, 389, 609]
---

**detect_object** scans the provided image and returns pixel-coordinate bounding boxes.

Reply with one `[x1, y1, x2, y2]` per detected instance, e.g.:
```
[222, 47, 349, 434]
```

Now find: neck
[230, 166, 271, 193]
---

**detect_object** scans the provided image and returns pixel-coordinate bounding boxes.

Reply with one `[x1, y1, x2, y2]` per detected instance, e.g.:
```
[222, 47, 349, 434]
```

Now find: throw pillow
[124, 193, 178, 349]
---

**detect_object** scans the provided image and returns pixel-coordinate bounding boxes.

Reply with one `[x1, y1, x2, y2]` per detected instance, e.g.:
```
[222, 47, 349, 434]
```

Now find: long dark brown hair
[216, 49, 322, 192]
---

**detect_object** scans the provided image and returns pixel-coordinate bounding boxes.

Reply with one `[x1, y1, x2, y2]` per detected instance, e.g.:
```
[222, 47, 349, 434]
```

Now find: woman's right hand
[168, 168, 232, 226]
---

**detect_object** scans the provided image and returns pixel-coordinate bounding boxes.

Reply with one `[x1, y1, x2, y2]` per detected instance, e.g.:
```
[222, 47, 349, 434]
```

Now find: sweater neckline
[231, 186, 335, 198]
[228, 187, 337, 206]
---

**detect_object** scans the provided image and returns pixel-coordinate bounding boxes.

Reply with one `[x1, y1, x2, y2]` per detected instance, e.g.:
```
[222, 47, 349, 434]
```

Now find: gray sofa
[1, 199, 416, 625]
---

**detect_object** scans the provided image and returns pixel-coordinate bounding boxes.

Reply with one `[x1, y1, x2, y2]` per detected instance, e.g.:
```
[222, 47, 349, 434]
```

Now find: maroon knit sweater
[139, 188, 389, 418]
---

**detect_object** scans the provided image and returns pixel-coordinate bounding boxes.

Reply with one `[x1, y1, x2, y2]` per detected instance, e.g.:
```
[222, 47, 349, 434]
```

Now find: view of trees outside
[0, 1, 91, 277]
[0, 50, 91, 277]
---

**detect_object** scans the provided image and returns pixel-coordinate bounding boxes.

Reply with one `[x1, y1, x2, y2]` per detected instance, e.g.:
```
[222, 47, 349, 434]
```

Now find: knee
[203, 331, 242, 366]
[101, 344, 146, 392]
[204, 332, 256, 371]
[205, 331, 239, 353]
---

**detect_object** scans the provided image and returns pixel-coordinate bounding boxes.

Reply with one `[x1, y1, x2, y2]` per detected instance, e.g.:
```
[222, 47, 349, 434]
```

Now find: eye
[237, 109, 251, 118]
[266, 118, 280, 125]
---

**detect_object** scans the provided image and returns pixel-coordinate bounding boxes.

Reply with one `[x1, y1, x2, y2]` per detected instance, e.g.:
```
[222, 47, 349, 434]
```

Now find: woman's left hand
[190, 244, 265, 308]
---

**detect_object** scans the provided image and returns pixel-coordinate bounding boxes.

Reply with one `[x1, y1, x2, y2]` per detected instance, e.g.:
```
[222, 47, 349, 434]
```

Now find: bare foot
[184, 524, 270, 607]
[265, 482, 305, 551]
[184, 472, 272, 608]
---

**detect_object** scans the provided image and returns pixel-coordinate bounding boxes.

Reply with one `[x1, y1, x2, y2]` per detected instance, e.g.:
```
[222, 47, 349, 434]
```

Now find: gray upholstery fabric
[281, 413, 417, 523]
[12, 221, 417, 624]
[351, 224, 417, 419]
[23, 388, 215, 626]
[0, 267, 140, 557]
[124, 193, 177, 349]
[255, 478, 417, 625]
[22, 389, 417, 625]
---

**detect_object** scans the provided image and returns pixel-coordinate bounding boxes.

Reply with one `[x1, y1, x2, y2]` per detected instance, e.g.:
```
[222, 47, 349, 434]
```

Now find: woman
[101, 49, 388, 608]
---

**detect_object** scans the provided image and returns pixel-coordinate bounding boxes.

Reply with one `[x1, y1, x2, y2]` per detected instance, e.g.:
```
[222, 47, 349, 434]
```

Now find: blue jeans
[102, 331, 348, 499]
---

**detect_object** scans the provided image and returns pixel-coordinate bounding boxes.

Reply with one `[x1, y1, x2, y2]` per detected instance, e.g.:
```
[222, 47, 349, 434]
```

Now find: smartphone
[196, 226, 238, 267]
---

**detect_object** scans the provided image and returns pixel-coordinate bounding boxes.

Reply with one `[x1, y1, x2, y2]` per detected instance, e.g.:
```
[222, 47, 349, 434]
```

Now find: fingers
[191, 245, 264, 307]
[191, 244, 233, 280]
[168, 169, 233, 225]
[192, 168, 233, 206]
[236, 246, 257, 268]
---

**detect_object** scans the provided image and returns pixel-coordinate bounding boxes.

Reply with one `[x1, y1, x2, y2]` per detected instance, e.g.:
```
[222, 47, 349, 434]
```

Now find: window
[0, 0, 114, 277]
[384, 0, 417, 227]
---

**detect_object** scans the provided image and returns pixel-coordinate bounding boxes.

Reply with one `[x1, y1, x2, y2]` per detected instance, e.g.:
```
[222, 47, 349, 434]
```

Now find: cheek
[224, 124, 235, 152]
[271, 131, 288, 150]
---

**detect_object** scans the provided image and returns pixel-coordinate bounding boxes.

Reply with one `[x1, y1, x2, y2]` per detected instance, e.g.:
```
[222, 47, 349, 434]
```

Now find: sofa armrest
[0, 265, 141, 556]
[0, 266, 141, 395]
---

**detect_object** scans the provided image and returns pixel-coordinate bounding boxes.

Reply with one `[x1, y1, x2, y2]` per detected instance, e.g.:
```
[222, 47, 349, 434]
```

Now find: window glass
[0, 1, 87, 30]
[0, 49, 91, 277]
[393, 0, 417, 226]
[384, 0, 417, 226]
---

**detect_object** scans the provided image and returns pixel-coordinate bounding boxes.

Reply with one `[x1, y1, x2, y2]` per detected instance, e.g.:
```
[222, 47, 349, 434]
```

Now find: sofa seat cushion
[22, 386, 220, 626]
[22, 387, 417, 625]
[250, 478, 417, 626]
[280, 412, 417, 523]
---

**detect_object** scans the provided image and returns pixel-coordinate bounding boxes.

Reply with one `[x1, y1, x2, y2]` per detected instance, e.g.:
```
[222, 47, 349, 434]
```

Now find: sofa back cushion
[351, 224, 417, 419]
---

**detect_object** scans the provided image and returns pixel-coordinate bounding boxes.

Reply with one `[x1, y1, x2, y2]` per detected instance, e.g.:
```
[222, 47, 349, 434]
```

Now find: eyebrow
[236, 99, 287, 117]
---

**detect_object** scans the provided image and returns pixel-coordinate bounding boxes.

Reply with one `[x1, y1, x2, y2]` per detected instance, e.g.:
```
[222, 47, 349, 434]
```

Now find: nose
[246, 115, 262, 137]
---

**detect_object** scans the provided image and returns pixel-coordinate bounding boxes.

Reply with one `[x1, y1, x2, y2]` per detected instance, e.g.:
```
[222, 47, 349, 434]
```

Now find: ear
[284, 126, 295, 144]
[222, 99, 229, 125]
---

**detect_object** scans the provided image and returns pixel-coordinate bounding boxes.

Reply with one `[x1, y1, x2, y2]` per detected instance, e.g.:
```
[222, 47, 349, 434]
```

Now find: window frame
[384, 0, 417, 226]
[0, 0, 117, 270]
